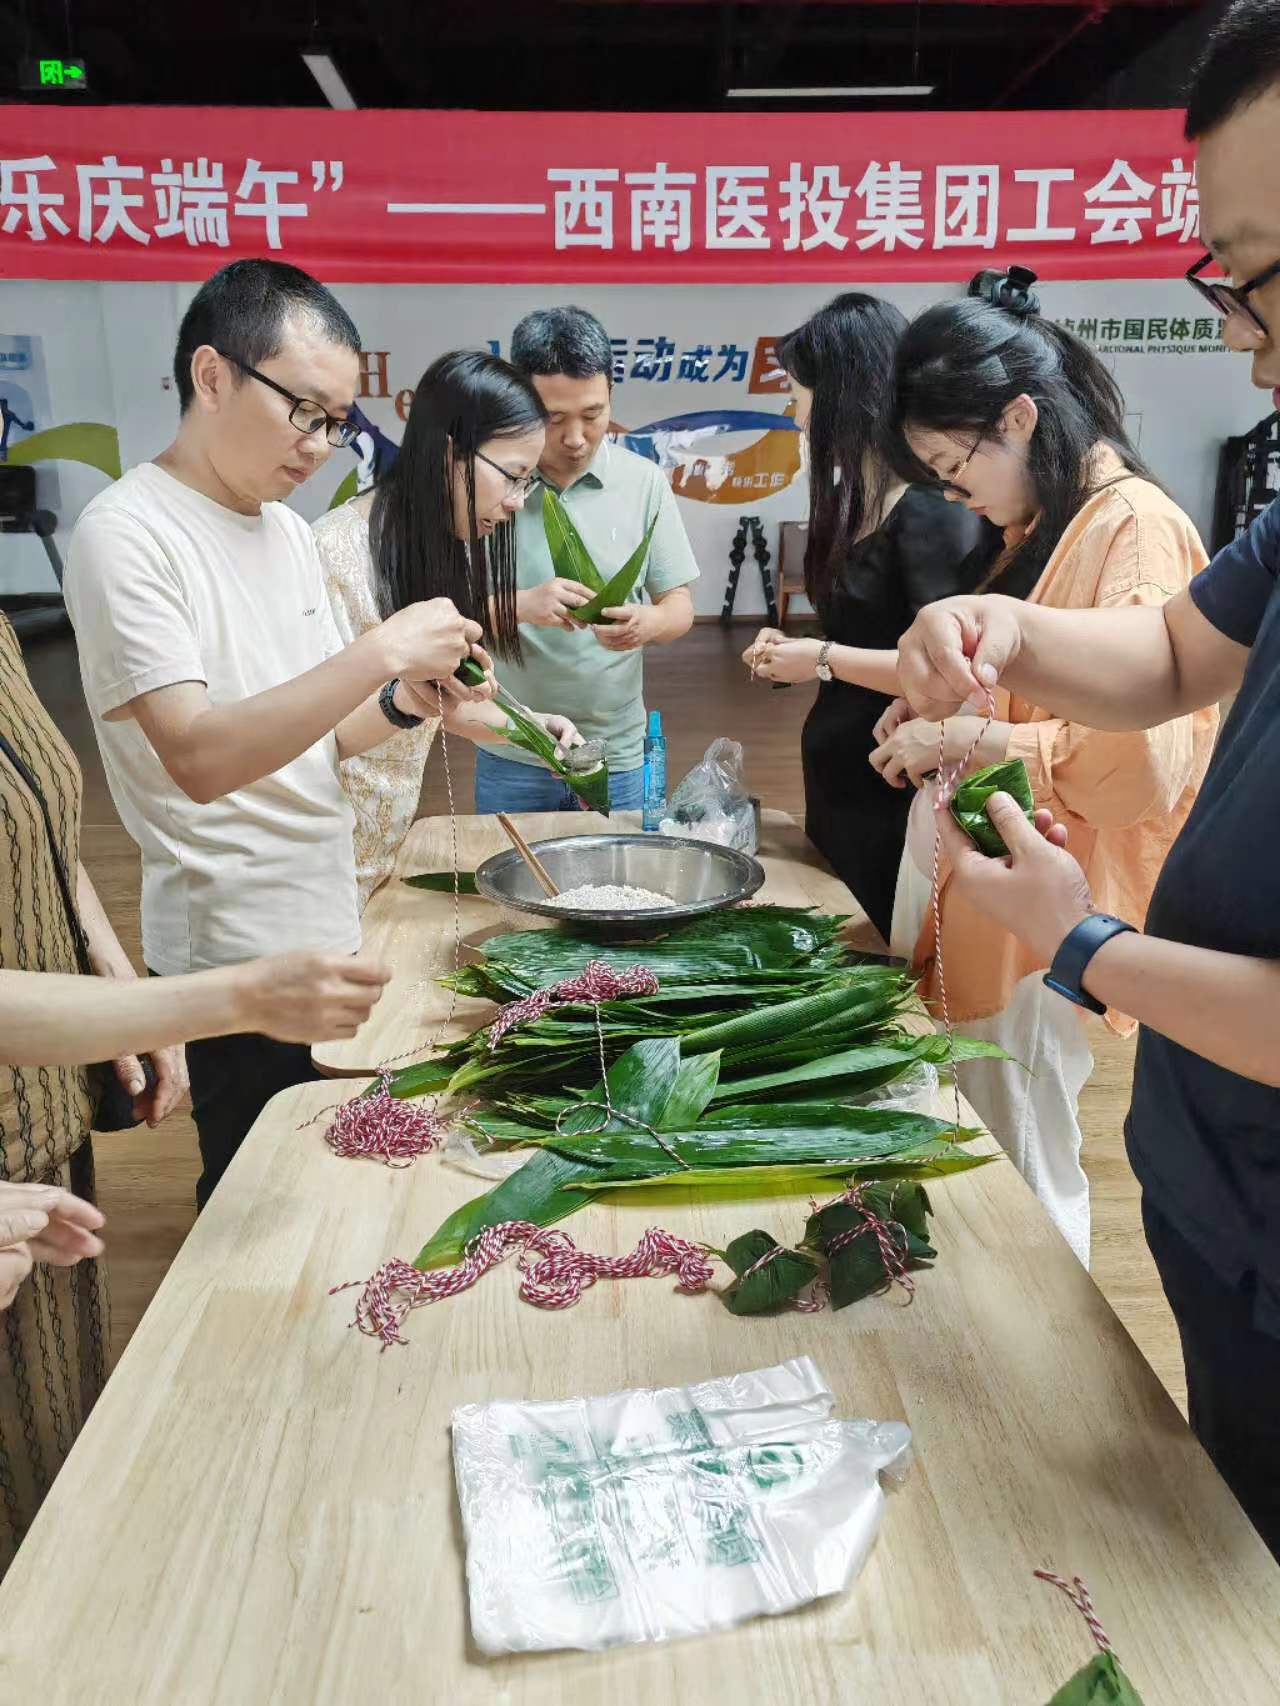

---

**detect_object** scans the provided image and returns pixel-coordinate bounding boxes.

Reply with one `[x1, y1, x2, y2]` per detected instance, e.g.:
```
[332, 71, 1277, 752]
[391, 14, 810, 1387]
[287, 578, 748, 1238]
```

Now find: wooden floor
[23, 619, 1185, 1410]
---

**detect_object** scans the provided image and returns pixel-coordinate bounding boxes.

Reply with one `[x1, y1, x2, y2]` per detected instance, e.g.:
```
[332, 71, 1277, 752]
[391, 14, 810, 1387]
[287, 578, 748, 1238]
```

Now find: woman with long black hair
[315, 350, 580, 904]
[874, 269, 1218, 1264]
[741, 292, 1002, 940]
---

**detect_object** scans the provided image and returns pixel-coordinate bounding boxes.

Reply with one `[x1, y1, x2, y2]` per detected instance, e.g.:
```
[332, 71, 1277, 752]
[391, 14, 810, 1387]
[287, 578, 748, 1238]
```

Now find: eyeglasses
[217, 352, 359, 449]
[937, 426, 988, 498]
[1186, 252, 1280, 338]
[475, 449, 539, 498]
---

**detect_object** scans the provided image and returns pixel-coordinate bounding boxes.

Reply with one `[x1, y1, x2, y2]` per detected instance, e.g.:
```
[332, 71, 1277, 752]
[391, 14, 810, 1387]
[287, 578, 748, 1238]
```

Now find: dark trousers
[1143, 1197, 1280, 1560]
[185, 1031, 321, 1210]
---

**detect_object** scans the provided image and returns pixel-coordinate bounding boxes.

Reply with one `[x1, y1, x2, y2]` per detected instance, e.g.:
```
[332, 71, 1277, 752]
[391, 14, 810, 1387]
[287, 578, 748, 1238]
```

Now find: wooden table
[1, 820, 1277, 1703]
[313, 807, 885, 1077]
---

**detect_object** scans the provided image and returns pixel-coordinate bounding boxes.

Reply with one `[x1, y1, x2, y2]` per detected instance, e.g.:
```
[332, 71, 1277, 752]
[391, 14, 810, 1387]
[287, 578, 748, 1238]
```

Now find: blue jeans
[474, 746, 644, 813]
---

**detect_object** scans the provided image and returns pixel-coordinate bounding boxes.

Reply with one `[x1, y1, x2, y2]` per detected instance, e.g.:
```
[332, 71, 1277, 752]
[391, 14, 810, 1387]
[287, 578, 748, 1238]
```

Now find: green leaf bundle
[456, 657, 611, 815]
[718, 1180, 940, 1316]
[540, 487, 659, 624]
[718, 1231, 821, 1316]
[1044, 1652, 1145, 1705]
[950, 758, 1035, 857]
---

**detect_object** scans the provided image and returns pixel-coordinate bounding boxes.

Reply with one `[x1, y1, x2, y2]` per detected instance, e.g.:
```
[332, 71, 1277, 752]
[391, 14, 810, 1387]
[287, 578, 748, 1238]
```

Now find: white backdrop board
[1, 276, 1265, 610]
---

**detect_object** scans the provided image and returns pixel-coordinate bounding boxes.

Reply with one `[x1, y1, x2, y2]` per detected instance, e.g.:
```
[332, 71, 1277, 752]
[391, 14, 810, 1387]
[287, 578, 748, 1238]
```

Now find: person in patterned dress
[316, 349, 581, 906]
[0, 614, 393, 1569]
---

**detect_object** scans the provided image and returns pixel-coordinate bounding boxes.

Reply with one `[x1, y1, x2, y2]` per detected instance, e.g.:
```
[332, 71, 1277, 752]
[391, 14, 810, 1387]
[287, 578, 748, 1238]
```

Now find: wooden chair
[776, 520, 808, 630]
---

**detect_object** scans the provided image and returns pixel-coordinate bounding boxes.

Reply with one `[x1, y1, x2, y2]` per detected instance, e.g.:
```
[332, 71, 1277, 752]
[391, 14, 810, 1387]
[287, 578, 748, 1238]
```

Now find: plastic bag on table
[443, 1123, 527, 1182]
[452, 1355, 911, 1655]
[664, 737, 756, 852]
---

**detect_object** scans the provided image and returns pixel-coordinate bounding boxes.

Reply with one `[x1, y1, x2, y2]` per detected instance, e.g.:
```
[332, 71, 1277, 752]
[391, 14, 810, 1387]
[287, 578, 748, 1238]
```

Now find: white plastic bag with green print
[451, 1355, 911, 1654]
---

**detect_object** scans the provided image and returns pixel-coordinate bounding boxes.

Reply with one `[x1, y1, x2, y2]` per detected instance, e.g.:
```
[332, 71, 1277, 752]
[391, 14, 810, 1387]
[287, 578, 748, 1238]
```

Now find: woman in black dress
[744, 293, 1001, 941]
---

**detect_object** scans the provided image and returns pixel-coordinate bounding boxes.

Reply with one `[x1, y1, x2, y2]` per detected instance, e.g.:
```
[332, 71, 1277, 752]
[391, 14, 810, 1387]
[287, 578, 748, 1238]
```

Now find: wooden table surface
[1, 816, 1276, 1703]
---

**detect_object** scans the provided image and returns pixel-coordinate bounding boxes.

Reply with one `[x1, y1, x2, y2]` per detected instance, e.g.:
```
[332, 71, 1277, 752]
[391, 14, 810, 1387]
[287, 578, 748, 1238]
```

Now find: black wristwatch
[378, 678, 424, 730]
[1044, 913, 1135, 1014]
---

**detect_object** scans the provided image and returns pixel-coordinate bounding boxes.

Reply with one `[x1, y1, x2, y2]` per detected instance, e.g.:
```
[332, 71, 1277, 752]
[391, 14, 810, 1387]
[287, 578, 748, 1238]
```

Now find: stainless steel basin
[474, 833, 765, 937]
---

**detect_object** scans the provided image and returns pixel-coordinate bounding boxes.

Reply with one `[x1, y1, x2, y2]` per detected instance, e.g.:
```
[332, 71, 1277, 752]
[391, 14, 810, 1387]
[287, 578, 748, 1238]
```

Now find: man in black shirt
[894, 0, 1280, 1556]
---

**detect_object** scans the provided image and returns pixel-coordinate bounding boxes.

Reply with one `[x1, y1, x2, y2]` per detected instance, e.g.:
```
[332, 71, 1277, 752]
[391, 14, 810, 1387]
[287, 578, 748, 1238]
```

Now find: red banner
[0, 106, 1201, 285]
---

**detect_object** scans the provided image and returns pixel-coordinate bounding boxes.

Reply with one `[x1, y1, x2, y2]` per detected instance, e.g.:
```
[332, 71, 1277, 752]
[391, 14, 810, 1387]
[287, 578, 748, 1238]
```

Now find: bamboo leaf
[403, 871, 480, 894]
[413, 1146, 608, 1270]
[555, 1037, 682, 1138]
[659, 1050, 722, 1128]
[721, 1231, 821, 1316]
[950, 758, 1036, 858]
[571, 1152, 995, 1196]
[540, 486, 606, 592]
[716, 1035, 1006, 1100]
[683, 977, 897, 1056]
[573, 513, 660, 624]
[385, 1061, 453, 1100]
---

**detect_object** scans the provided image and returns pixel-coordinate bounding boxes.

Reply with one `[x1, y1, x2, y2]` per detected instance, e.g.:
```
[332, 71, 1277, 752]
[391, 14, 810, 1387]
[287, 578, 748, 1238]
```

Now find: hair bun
[967, 265, 1041, 319]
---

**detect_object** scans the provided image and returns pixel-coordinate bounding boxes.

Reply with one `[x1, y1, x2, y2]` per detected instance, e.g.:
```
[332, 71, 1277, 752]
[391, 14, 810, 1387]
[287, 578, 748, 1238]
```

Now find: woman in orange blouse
[870, 272, 1218, 1265]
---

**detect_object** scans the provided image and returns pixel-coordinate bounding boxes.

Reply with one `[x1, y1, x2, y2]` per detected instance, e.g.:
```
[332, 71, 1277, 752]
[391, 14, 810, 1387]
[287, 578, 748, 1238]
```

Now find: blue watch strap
[1043, 913, 1135, 1015]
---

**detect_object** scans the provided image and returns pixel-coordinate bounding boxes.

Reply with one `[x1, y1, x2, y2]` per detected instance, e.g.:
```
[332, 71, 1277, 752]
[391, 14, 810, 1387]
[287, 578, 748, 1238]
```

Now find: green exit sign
[21, 57, 89, 91]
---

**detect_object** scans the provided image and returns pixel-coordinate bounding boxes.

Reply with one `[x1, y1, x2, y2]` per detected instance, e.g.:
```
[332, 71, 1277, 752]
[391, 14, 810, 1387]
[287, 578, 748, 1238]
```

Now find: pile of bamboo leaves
[390, 909, 1003, 1277]
[387, 908, 994, 1107]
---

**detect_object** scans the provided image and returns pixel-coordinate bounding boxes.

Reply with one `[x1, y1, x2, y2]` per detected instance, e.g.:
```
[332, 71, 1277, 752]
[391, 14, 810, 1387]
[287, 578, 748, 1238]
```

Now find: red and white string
[332, 1220, 715, 1350]
[1033, 1570, 1115, 1656]
[308, 681, 464, 1164]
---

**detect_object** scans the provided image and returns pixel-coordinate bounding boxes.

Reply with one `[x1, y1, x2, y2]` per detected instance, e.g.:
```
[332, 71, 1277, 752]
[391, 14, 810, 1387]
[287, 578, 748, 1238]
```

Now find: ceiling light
[302, 51, 357, 110]
[726, 85, 934, 99]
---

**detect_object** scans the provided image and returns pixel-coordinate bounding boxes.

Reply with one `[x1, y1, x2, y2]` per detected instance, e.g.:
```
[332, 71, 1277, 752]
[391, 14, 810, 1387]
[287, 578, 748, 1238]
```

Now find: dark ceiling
[3, 0, 1220, 112]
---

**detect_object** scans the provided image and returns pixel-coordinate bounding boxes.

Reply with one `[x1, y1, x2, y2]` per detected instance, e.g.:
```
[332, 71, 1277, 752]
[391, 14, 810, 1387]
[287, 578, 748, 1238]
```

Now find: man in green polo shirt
[474, 305, 699, 812]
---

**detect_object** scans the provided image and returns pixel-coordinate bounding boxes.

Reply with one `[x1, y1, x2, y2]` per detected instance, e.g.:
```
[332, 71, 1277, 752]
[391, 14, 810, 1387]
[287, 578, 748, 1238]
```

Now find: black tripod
[719, 515, 778, 627]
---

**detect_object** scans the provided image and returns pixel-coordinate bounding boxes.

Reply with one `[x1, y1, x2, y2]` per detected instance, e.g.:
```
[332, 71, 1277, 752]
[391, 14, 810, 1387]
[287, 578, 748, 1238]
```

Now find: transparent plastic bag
[452, 1356, 911, 1655]
[442, 1124, 527, 1181]
[663, 737, 757, 853]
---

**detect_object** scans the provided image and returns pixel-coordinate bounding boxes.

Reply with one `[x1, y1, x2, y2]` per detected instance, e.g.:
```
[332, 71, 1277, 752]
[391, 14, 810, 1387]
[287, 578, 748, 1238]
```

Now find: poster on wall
[0, 333, 59, 505]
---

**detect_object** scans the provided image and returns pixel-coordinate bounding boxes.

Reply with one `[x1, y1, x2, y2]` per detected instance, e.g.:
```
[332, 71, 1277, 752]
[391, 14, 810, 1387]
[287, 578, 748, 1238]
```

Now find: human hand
[745, 633, 821, 684]
[0, 1183, 106, 1308]
[869, 714, 1008, 790]
[532, 713, 584, 759]
[593, 605, 659, 652]
[378, 598, 483, 681]
[115, 1044, 189, 1127]
[401, 639, 497, 714]
[868, 717, 944, 789]
[898, 595, 1024, 719]
[741, 627, 784, 672]
[233, 952, 392, 1043]
[872, 696, 913, 746]
[936, 792, 1092, 965]
[518, 578, 596, 631]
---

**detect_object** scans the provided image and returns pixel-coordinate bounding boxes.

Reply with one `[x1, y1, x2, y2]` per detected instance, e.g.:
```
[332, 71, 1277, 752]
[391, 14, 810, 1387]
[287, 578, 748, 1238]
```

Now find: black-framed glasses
[217, 351, 358, 448]
[475, 448, 539, 498]
[1186, 252, 1280, 337]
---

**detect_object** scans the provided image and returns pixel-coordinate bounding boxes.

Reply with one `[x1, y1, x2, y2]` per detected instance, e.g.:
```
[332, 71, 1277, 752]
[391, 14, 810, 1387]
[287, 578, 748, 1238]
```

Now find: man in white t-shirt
[65, 259, 485, 1206]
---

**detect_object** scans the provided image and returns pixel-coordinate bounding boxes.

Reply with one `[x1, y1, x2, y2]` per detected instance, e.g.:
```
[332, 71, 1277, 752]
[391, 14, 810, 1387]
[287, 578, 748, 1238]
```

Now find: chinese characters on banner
[0, 108, 1203, 283]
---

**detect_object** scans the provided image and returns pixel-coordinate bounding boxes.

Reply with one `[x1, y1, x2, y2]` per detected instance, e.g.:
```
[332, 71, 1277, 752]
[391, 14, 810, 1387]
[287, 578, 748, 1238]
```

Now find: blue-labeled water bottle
[642, 709, 667, 832]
